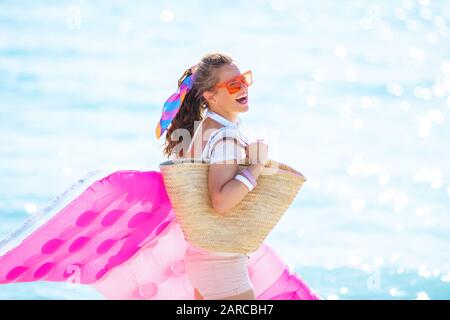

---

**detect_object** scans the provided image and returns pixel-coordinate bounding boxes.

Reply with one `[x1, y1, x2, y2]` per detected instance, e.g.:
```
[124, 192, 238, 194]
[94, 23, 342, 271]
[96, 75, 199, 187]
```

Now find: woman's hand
[246, 139, 269, 165]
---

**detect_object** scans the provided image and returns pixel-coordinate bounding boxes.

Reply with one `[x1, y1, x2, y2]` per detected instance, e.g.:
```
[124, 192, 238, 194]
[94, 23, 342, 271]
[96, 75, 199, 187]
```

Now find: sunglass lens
[227, 81, 242, 94]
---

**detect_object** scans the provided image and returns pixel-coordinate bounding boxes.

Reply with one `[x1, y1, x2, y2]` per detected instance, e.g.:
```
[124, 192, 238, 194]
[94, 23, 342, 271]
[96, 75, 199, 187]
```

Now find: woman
[0, 52, 320, 301]
[159, 53, 268, 300]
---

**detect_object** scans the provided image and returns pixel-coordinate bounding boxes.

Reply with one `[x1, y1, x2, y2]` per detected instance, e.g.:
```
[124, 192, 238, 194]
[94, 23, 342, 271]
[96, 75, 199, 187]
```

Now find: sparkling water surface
[0, 0, 449, 299]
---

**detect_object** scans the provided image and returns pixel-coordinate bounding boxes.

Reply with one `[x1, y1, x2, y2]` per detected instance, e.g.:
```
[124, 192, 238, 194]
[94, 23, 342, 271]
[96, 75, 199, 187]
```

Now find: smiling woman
[155, 52, 318, 300]
[0, 52, 320, 301]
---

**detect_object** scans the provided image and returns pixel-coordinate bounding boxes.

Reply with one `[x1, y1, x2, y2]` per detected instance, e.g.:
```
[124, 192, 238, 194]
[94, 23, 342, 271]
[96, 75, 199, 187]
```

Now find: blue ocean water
[0, 0, 449, 299]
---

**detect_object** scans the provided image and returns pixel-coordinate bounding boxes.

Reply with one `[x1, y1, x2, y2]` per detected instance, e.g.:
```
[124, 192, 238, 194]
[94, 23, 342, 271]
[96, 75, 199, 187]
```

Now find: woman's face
[203, 64, 249, 115]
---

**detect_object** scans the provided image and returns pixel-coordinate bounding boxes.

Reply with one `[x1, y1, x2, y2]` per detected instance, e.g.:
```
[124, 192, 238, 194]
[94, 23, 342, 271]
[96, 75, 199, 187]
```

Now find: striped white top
[170, 109, 250, 164]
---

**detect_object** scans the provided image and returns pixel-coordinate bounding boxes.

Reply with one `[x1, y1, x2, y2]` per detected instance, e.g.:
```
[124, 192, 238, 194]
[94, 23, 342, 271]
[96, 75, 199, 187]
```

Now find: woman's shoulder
[209, 126, 250, 143]
[203, 127, 247, 159]
[209, 127, 248, 151]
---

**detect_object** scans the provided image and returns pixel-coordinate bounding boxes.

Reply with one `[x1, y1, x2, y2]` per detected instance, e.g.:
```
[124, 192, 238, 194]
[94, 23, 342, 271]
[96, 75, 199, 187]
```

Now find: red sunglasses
[214, 70, 253, 94]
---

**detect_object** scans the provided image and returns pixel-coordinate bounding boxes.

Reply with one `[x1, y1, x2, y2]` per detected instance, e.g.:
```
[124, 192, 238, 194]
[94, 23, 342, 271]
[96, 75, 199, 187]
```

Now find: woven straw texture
[159, 158, 307, 254]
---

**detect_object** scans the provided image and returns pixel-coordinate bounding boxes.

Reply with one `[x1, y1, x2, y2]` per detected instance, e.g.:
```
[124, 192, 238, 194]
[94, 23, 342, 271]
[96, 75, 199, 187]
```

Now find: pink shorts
[185, 245, 253, 300]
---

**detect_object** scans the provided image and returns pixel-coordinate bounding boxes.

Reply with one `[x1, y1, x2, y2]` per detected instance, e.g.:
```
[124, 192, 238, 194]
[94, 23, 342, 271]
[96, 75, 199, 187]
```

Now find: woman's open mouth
[235, 95, 248, 105]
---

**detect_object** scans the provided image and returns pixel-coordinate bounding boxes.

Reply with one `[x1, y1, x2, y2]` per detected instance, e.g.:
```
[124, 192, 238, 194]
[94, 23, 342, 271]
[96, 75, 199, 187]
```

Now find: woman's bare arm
[208, 162, 264, 215]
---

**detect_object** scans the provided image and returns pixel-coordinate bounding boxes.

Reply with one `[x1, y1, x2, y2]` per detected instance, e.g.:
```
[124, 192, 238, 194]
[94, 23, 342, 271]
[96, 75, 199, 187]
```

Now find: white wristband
[234, 174, 254, 192]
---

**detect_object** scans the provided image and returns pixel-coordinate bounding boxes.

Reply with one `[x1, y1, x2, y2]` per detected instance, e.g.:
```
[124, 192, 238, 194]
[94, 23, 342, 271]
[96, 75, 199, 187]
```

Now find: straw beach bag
[159, 150, 307, 254]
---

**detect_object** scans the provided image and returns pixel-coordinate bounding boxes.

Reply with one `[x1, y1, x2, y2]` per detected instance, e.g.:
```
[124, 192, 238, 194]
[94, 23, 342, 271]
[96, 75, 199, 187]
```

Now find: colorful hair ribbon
[155, 65, 197, 139]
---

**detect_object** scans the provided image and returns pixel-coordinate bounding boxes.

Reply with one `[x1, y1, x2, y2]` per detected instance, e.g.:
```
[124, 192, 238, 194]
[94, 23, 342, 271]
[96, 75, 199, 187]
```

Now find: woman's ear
[203, 90, 216, 104]
[202, 91, 210, 102]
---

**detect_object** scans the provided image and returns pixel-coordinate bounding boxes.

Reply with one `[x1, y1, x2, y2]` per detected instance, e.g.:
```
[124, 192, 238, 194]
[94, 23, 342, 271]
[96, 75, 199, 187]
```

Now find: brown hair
[160, 52, 234, 158]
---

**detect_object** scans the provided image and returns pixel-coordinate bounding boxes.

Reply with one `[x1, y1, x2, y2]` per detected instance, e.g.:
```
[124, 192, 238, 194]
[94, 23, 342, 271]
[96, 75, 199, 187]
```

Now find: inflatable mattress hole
[128, 212, 151, 228]
[96, 239, 117, 254]
[95, 267, 109, 280]
[76, 210, 100, 227]
[68, 236, 91, 253]
[101, 210, 125, 227]
[41, 238, 66, 254]
[33, 262, 55, 279]
[6, 266, 29, 281]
